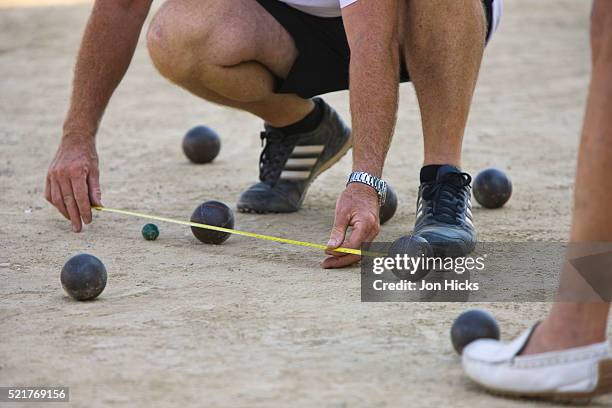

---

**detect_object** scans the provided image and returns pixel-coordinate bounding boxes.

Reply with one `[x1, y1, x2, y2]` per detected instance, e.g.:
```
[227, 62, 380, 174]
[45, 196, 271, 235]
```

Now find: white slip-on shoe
[462, 324, 612, 401]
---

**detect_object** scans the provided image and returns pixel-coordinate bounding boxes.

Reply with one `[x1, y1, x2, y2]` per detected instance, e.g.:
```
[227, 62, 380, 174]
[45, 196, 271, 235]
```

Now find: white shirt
[279, 0, 358, 18]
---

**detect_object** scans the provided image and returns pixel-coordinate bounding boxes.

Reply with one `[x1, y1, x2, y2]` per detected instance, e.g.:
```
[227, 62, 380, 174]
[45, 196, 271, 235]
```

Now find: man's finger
[326, 212, 350, 257]
[72, 176, 92, 224]
[58, 179, 82, 232]
[323, 219, 379, 268]
[322, 254, 361, 269]
[88, 170, 102, 206]
[345, 220, 377, 251]
[50, 178, 70, 220]
[324, 248, 350, 257]
[323, 224, 364, 267]
[327, 211, 350, 249]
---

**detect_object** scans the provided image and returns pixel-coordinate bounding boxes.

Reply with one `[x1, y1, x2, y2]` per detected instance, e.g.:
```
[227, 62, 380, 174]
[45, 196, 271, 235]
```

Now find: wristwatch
[347, 171, 388, 206]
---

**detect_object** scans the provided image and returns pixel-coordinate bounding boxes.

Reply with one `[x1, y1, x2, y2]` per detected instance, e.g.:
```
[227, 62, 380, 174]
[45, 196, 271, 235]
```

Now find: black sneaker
[413, 165, 476, 257]
[237, 98, 351, 213]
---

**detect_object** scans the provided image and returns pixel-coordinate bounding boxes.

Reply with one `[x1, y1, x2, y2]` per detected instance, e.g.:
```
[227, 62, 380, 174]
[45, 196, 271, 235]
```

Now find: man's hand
[43, 0, 152, 231]
[326, 0, 398, 268]
[45, 136, 101, 232]
[323, 183, 381, 269]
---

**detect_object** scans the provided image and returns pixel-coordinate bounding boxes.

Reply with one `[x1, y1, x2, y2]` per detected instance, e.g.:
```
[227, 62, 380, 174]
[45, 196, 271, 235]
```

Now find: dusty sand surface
[1, 1, 606, 407]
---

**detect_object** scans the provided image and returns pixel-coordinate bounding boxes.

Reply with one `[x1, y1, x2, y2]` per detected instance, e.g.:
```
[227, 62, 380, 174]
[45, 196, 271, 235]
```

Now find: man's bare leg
[399, 0, 486, 256]
[400, 0, 486, 167]
[146, 0, 313, 127]
[522, 0, 612, 355]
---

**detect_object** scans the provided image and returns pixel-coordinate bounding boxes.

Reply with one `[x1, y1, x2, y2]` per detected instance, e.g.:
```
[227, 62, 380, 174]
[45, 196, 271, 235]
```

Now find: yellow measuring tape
[93, 206, 363, 256]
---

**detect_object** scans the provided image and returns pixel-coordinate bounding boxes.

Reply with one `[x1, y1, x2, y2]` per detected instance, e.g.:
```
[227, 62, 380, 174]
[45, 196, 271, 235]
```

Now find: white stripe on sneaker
[280, 170, 312, 180]
[285, 158, 317, 167]
[292, 145, 325, 155]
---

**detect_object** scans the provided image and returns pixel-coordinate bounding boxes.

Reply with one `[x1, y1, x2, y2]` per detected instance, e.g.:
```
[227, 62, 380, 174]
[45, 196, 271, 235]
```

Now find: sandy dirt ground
[0, 1, 606, 407]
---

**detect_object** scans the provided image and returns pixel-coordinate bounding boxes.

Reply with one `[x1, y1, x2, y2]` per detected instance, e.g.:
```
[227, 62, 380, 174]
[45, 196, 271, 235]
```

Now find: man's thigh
[148, 0, 298, 77]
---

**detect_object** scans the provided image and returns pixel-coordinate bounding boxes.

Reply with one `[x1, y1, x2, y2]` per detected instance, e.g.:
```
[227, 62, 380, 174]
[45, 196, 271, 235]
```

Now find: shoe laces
[421, 172, 472, 225]
[259, 130, 297, 184]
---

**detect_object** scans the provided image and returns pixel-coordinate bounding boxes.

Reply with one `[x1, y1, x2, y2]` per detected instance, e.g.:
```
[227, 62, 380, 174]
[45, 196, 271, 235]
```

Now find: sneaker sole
[238, 133, 353, 214]
[479, 358, 612, 403]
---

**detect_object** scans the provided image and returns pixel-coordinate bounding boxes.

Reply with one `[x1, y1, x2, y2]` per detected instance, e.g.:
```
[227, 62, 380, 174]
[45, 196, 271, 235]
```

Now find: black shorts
[256, 0, 495, 99]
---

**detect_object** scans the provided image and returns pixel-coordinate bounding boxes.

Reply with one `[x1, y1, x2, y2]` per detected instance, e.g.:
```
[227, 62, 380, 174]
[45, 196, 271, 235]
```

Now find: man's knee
[147, 0, 206, 80]
[147, 0, 257, 82]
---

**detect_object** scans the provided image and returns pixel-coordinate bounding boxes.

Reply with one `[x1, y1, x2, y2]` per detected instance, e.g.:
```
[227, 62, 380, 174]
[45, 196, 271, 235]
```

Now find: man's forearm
[341, 0, 400, 179]
[348, 44, 400, 178]
[63, 0, 152, 139]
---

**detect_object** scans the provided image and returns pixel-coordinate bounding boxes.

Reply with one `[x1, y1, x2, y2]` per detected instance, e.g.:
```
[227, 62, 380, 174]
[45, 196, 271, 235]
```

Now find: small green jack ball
[142, 223, 159, 241]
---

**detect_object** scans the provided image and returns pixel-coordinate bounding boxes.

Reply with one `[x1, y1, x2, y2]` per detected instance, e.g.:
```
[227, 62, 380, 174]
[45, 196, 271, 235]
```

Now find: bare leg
[146, 0, 313, 127]
[400, 0, 486, 167]
[523, 0, 612, 355]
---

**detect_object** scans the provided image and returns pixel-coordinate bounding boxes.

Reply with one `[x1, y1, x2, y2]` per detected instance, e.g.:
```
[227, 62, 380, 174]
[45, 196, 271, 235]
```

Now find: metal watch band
[347, 171, 388, 206]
